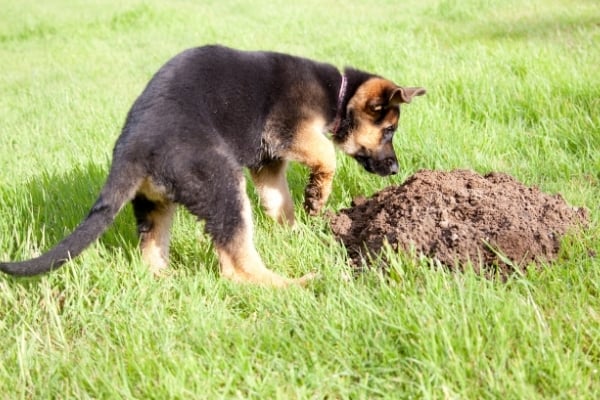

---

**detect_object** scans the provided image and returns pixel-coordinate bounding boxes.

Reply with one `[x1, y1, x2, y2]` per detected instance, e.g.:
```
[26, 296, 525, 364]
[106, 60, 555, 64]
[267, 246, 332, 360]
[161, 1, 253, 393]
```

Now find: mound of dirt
[330, 169, 589, 277]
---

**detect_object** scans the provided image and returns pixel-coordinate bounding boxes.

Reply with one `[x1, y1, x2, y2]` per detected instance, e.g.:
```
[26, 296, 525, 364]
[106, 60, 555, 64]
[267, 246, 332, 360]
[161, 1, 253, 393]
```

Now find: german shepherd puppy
[0, 45, 425, 286]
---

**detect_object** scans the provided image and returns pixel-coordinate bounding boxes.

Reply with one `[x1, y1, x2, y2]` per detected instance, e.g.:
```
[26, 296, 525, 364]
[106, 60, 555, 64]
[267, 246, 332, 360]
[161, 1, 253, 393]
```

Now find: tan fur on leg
[250, 160, 295, 226]
[286, 117, 336, 214]
[216, 177, 315, 287]
[139, 203, 176, 275]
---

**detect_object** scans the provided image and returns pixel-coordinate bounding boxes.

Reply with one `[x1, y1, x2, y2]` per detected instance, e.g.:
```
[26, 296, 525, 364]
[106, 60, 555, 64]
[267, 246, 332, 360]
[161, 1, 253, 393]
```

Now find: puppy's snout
[381, 157, 398, 175]
[354, 149, 399, 176]
[387, 158, 399, 175]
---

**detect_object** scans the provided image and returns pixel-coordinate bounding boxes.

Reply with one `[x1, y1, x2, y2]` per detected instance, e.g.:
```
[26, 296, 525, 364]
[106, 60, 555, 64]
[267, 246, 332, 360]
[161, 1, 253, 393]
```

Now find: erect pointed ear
[389, 86, 427, 105]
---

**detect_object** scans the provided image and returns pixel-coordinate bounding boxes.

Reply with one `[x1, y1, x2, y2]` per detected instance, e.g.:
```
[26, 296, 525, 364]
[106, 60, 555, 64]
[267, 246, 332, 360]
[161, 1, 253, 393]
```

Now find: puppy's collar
[332, 74, 348, 135]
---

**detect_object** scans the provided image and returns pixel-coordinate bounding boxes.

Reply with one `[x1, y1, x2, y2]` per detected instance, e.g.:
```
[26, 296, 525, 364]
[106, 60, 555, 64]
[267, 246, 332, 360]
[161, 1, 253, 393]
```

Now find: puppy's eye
[382, 126, 396, 142]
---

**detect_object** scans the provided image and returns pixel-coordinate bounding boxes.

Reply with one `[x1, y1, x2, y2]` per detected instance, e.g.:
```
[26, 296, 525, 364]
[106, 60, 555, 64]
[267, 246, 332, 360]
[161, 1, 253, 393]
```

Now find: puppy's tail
[0, 166, 142, 277]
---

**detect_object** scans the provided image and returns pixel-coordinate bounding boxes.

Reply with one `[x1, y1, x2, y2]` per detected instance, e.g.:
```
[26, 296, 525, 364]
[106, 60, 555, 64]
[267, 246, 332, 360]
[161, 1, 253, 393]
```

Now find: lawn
[0, 0, 599, 398]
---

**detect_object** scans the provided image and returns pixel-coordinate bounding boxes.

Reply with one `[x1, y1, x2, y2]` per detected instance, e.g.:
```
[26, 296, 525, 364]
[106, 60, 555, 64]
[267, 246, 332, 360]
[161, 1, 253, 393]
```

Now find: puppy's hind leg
[132, 193, 176, 275]
[216, 177, 315, 287]
[176, 164, 314, 287]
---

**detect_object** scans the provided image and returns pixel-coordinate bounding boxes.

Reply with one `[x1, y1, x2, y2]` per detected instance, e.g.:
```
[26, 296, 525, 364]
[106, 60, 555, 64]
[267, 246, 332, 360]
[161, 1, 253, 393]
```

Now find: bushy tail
[0, 168, 141, 277]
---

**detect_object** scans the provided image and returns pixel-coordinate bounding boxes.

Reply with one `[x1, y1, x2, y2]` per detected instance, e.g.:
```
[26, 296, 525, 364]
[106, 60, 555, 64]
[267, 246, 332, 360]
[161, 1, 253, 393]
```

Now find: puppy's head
[334, 78, 425, 176]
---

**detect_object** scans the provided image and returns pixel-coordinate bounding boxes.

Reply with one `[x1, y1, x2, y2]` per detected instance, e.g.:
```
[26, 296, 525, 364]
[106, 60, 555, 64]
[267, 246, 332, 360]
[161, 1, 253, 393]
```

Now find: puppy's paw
[294, 271, 320, 286]
[304, 198, 323, 216]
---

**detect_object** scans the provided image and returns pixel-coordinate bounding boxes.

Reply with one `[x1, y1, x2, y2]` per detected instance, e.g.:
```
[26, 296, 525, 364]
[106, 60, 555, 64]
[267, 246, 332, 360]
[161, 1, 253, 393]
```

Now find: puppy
[0, 45, 425, 286]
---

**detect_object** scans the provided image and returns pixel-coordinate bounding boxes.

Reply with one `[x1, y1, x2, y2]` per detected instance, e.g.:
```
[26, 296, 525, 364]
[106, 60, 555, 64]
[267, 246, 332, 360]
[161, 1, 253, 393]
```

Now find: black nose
[385, 158, 399, 175]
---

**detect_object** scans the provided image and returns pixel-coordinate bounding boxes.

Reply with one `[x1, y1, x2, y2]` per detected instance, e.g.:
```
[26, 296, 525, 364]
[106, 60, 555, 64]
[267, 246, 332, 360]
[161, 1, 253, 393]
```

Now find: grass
[0, 0, 599, 398]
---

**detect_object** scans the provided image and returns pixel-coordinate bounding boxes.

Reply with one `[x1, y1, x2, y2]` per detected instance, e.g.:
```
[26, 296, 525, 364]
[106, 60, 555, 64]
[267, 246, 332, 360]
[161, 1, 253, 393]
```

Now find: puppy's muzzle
[354, 153, 399, 176]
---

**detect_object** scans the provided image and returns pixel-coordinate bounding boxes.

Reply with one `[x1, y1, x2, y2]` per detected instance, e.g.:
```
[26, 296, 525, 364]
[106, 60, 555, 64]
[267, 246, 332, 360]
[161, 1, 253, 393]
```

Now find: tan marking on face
[341, 78, 402, 156]
[348, 78, 395, 112]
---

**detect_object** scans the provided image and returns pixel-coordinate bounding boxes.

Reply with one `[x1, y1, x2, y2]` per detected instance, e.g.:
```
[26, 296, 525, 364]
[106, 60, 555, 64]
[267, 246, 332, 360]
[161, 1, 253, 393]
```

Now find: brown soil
[329, 169, 589, 277]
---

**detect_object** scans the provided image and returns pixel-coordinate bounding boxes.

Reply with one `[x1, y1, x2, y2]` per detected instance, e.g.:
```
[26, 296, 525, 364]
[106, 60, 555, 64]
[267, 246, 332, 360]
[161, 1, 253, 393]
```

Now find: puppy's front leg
[304, 156, 335, 215]
[250, 160, 295, 226]
[288, 120, 337, 215]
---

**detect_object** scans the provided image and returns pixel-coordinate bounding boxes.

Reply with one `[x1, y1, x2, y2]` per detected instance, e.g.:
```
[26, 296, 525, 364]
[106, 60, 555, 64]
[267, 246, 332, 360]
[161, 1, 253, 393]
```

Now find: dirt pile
[330, 169, 589, 277]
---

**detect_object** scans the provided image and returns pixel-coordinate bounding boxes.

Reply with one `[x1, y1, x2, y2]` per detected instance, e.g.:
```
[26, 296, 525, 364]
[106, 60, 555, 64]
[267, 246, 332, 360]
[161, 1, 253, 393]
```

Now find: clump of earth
[329, 169, 589, 278]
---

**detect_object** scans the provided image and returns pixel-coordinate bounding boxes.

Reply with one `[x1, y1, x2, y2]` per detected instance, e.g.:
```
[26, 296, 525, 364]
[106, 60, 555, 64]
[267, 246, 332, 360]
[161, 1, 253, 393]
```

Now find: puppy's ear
[389, 87, 426, 105]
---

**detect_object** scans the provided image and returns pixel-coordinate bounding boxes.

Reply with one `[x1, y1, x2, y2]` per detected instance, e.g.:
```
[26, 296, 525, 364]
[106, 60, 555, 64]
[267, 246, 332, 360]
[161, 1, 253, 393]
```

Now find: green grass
[0, 0, 599, 398]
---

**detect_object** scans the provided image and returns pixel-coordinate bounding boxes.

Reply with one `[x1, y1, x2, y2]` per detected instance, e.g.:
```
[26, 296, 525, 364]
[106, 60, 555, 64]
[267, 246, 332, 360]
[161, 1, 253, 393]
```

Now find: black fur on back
[116, 45, 362, 169]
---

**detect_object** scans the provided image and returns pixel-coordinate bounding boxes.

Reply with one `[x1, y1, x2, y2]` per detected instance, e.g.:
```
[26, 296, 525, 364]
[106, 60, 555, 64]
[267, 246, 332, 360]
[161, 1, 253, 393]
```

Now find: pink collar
[332, 74, 347, 135]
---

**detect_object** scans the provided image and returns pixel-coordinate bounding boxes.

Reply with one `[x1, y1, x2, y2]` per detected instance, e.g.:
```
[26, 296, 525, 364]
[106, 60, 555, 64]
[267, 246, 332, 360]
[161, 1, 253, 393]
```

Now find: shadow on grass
[0, 162, 138, 264]
[0, 160, 319, 277]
